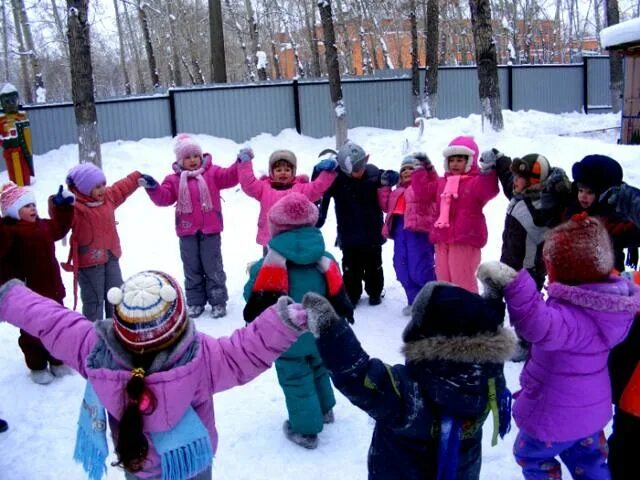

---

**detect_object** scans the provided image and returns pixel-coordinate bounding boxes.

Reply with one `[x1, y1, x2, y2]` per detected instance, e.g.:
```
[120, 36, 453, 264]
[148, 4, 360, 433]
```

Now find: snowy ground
[0, 110, 636, 479]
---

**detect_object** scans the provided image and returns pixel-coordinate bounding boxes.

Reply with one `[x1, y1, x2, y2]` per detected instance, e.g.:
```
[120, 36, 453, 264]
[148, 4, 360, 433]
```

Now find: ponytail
[113, 367, 157, 473]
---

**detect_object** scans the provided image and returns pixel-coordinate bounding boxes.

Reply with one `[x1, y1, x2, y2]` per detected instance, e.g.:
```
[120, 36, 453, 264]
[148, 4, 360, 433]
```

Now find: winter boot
[187, 305, 205, 319]
[30, 369, 55, 385]
[211, 304, 227, 319]
[50, 364, 72, 377]
[283, 421, 318, 449]
[0, 418, 7, 433]
[323, 410, 335, 424]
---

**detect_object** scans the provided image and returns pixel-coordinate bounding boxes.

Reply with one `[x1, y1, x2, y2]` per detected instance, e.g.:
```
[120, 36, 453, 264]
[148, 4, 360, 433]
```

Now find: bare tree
[409, 0, 421, 118]
[122, 0, 145, 92]
[67, 0, 102, 166]
[469, 0, 503, 130]
[225, 0, 254, 81]
[210, 0, 227, 82]
[302, 0, 322, 77]
[423, 0, 439, 117]
[1, 0, 9, 82]
[10, 0, 31, 102]
[334, 0, 353, 75]
[318, 0, 347, 147]
[605, 0, 623, 113]
[166, 1, 183, 87]
[137, 0, 159, 89]
[245, 0, 266, 80]
[113, 0, 131, 94]
[13, 0, 43, 101]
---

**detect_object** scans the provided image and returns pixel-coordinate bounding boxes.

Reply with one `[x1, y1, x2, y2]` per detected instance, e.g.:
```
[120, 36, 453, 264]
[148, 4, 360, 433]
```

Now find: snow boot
[187, 305, 205, 319]
[283, 421, 318, 449]
[31, 369, 55, 385]
[50, 364, 72, 377]
[0, 418, 7, 433]
[323, 410, 335, 424]
[211, 304, 227, 319]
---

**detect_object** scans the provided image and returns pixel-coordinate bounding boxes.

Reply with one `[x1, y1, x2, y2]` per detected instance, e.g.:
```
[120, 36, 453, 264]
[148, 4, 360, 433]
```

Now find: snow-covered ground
[0, 110, 636, 479]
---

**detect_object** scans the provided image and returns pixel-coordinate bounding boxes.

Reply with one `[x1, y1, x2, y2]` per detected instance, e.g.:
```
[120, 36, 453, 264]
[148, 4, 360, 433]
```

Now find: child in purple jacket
[0, 270, 309, 480]
[378, 154, 436, 315]
[478, 213, 640, 480]
[141, 134, 241, 319]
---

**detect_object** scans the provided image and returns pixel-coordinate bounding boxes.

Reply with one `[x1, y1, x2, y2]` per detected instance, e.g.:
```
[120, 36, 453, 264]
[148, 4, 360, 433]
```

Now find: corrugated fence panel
[97, 97, 171, 143]
[298, 81, 333, 138]
[586, 56, 612, 112]
[512, 66, 583, 113]
[25, 104, 76, 154]
[437, 68, 481, 118]
[343, 77, 413, 129]
[173, 83, 295, 142]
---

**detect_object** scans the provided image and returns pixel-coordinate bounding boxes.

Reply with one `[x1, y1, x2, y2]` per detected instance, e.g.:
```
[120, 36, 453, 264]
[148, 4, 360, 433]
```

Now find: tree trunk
[245, 0, 264, 80]
[122, 0, 145, 92]
[10, 0, 32, 102]
[113, 0, 131, 94]
[303, 0, 321, 77]
[319, 0, 347, 148]
[1, 0, 9, 82]
[409, 0, 421, 119]
[50, 0, 70, 64]
[606, 0, 623, 113]
[137, 0, 159, 89]
[14, 0, 43, 101]
[67, 0, 102, 166]
[469, 0, 503, 131]
[334, 0, 353, 75]
[209, 0, 227, 82]
[224, 0, 253, 81]
[424, 0, 439, 117]
[270, 38, 281, 80]
[167, 1, 183, 87]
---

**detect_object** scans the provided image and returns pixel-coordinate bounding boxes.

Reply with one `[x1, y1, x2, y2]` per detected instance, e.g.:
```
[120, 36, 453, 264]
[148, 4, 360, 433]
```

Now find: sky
[0, 109, 638, 479]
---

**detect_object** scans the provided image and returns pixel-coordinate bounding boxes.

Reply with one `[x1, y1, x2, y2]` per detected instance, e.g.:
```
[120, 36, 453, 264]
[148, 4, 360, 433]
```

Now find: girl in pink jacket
[378, 154, 436, 315]
[412, 136, 499, 293]
[0, 270, 309, 480]
[142, 134, 241, 319]
[237, 148, 337, 252]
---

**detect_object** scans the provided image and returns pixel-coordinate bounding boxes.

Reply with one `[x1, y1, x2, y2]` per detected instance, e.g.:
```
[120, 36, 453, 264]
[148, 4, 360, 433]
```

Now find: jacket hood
[268, 226, 325, 265]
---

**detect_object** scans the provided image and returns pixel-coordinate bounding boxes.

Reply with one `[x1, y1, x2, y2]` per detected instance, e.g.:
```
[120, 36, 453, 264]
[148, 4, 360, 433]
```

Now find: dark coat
[316, 165, 385, 248]
[0, 199, 73, 302]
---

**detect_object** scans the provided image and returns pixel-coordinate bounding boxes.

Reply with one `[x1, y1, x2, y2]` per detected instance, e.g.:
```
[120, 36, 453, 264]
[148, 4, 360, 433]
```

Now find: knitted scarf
[177, 166, 213, 214]
[74, 382, 213, 480]
[434, 175, 466, 229]
[244, 248, 354, 324]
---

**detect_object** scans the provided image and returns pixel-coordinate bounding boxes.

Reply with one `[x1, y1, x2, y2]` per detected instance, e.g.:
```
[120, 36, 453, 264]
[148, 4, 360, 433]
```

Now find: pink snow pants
[434, 243, 481, 293]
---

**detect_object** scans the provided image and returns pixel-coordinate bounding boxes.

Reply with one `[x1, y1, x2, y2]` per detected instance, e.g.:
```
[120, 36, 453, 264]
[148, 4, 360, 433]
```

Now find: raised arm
[237, 160, 266, 200]
[146, 174, 179, 206]
[294, 170, 337, 202]
[0, 281, 98, 376]
[46, 196, 74, 241]
[106, 171, 142, 208]
[210, 159, 239, 190]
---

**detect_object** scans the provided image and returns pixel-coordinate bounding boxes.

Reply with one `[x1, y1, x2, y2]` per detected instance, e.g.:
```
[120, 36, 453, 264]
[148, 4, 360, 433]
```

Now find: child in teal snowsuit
[243, 193, 353, 449]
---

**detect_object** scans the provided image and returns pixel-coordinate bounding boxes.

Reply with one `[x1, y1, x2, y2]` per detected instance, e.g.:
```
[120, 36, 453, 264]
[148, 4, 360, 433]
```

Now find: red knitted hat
[543, 213, 614, 285]
[107, 271, 188, 353]
[268, 192, 319, 237]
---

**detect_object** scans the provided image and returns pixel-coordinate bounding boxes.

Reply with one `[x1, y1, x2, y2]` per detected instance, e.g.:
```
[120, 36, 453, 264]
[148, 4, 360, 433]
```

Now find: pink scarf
[434, 175, 466, 228]
[177, 166, 213, 214]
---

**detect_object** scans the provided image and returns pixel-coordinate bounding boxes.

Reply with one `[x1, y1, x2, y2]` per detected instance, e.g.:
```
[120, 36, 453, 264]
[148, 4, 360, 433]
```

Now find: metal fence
[18, 56, 611, 155]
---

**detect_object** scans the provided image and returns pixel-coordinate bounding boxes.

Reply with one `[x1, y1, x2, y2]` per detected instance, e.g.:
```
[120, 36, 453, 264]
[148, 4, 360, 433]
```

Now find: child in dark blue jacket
[301, 279, 516, 479]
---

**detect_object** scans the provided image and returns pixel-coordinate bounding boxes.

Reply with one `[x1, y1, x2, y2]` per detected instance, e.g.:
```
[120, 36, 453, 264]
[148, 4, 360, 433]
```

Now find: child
[63, 162, 143, 321]
[412, 136, 499, 293]
[142, 134, 240, 319]
[0, 269, 309, 479]
[378, 154, 436, 315]
[567, 154, 639, 273]
[481, 149, 571, 290]
[301, 280, 515, 478]
[0, 182, 74, 384]
[237, 148, 337, 252]
[478, 214, 640, 480]
[243, 193, 353, 449]
[317, 140, 386, 306]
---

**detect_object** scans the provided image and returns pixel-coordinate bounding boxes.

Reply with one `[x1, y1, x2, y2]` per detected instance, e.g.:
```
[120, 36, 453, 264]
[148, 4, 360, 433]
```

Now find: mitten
[543, 168, 570, 194]
[275, 296, 307, 332]
[236, 147, 254, 163]
[413, 152, 433, 170]
[137, 174, 159, 189]
[601, 183, 640, 228]
[479, 148, 502, 172]
[302, 292, 342, 337]
[380, 170, 400, 187]
[315, 157, 338, 172]
[52, 185, 75, 206]
[476, 261, 518, 299]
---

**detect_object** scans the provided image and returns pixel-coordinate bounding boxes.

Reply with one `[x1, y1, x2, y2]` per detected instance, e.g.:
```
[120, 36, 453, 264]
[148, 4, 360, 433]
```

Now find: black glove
[137, 174, 159, 189]
[413, 152, 432, 170]
[380, 170, 400, 187]
[52, 185, 75, 206]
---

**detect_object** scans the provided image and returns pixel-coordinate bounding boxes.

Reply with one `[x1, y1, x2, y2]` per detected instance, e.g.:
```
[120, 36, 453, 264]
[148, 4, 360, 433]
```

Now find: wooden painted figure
[0, 84, 34, 186]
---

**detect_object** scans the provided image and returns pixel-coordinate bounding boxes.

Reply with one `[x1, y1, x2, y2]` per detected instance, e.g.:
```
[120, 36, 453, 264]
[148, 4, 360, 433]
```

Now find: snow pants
[514, 430, 610, 480]
[78, 252, 123, 321]
[18, 330, 62, 371]
[341, 245, 384, 304]
[179, 232, 228, 309]
[275, 332, 335, 435]
[434, 243, 481, 293]
[391, 218, 435, 305]
[608, 408, 640, 480]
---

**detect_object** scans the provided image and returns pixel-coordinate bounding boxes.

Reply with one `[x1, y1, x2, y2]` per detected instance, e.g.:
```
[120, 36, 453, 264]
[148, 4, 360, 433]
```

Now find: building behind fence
[21, 57, 612, 156]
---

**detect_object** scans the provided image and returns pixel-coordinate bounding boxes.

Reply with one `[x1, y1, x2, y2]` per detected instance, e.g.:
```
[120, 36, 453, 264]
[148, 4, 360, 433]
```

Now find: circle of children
[0, 132, 638, 480]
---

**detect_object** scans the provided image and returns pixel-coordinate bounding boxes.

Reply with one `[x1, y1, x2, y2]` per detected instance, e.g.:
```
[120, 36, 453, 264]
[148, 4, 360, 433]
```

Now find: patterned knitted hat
[0, 182, 36, 220]
[268, 192, 319, 237]
[511, 154, 550, 185]
[107, 271, 188, 353]
[442, 136, 479, 173]
[337, 141, 368, 175]
[268, 150, 297, 175]
[543, 213, 614, 285]
[173, 134, 203, 165]
[66, 163, 107, 196]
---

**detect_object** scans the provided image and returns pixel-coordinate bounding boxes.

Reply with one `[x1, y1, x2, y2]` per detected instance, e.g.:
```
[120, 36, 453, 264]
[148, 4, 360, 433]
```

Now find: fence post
[168, 89, 177, 136]
[507, 63, 514, 111]
[292, 80, 301, 134]
[582, 57, 589, 114]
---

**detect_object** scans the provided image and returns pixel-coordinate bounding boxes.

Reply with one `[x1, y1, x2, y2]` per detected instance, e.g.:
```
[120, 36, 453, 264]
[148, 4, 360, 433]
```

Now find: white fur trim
[442, 146, 475, 173]
[107, 287, 123, 305]
[2, 189, 35, 220]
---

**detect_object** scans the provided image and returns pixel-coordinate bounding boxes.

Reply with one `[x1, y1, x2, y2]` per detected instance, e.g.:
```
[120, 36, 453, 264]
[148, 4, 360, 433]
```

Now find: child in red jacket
[0, 181, 74, 384]
[63, 163, 143, 321]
